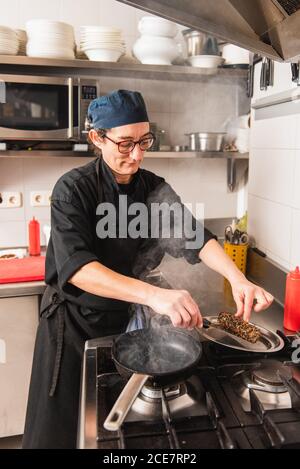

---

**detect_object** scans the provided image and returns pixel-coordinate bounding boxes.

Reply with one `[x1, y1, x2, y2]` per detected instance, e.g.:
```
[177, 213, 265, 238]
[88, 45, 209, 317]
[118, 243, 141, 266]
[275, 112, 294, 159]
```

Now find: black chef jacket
[22, 156, 216, 449]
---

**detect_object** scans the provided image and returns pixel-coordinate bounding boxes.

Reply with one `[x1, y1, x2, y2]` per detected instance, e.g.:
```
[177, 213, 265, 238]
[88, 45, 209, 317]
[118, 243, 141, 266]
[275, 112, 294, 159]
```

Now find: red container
[284, 266, 300, 332]
[28, 217, 40, 256]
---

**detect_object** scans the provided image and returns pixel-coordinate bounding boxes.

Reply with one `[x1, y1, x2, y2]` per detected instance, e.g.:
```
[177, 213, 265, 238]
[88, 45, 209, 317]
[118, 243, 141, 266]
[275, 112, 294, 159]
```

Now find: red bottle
[29, 217, 40, 256]
[284, 266, 300, 332]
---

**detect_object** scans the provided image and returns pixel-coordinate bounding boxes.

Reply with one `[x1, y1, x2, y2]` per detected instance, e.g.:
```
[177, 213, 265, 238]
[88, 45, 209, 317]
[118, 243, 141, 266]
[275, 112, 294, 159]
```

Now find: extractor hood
[116, 0, 300, 62]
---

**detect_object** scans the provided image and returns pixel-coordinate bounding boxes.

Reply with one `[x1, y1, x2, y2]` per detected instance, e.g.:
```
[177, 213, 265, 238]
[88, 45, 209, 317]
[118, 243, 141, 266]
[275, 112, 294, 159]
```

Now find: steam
[132, 181, 204, 279]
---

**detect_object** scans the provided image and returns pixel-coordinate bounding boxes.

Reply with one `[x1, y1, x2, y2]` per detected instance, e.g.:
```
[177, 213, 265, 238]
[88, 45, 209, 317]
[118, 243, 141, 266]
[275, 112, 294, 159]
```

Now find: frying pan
[103, 328, 202, 431]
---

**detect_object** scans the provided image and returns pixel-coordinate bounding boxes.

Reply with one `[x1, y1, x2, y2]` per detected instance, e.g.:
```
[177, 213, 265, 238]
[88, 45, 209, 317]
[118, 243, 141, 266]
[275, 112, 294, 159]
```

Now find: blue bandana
[87, 89, 149, 129]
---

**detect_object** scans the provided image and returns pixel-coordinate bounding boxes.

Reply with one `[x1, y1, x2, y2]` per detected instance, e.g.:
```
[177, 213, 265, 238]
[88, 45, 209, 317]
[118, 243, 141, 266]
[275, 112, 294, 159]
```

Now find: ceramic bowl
[138, 16, 178, 38]
[133, 35, 179, 65]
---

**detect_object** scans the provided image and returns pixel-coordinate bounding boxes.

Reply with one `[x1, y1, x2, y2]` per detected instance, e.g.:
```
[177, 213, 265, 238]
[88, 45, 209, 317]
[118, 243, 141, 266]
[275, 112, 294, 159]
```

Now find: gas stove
[78, 330, 300, 449]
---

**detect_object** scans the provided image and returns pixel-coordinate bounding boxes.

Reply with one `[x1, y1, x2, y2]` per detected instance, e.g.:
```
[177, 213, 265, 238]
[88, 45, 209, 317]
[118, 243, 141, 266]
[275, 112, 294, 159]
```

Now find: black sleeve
[49, 197, 98, 290]
[146, 181, 217, 265]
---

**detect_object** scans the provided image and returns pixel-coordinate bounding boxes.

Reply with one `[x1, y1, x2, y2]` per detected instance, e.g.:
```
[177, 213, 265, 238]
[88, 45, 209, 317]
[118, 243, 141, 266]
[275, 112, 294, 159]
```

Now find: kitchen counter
[0, 281, 46, 298]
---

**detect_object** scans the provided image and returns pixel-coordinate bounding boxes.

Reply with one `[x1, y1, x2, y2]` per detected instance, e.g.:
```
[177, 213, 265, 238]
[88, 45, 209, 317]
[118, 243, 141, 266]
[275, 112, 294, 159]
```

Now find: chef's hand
[230, 278, 274, 322]
[148, 288, 202, 329]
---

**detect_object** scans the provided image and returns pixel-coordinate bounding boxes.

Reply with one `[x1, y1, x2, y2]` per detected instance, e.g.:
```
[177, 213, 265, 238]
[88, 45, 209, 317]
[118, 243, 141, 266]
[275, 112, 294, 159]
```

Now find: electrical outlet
[0, 191, 22, 208]
[0, 339, 6, 364]
[30, 191, 52, 207]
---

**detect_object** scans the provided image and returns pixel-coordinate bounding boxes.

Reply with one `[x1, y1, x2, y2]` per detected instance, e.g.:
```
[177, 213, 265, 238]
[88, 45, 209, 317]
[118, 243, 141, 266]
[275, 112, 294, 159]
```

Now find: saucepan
[103, 328, 202, 431]
[185, 132, 226, 152]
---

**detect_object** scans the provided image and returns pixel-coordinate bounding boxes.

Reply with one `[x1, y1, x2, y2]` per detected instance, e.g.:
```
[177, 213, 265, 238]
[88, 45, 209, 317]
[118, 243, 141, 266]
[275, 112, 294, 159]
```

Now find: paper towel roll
[237, 113, 250, 129]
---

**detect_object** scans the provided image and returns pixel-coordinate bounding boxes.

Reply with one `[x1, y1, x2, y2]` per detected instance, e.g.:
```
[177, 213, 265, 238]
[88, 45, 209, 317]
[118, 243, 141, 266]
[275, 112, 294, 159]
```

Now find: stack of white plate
[26, 20, 75, 59]
[0, 25, 19, 55]
[79, 26, 125, 62]
[16, 29, 27, 55]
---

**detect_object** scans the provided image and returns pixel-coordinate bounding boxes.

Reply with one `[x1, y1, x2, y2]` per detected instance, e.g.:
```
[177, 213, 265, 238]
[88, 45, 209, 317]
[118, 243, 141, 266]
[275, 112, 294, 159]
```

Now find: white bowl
[133, 35, 179, 65]
[26, 19, 74, 35]
[222, 44, 249, 64]
[85, 48, 123, 62]
[138, 16, 178, 38]
[26, 44, 75, 59]
[188, 55, 224, 68]
[27, 38, 74, 48]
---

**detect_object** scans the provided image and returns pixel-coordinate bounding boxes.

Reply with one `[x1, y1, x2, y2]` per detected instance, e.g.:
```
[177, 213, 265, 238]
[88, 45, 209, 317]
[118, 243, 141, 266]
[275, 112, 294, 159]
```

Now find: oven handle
[68, 77, 73, 139]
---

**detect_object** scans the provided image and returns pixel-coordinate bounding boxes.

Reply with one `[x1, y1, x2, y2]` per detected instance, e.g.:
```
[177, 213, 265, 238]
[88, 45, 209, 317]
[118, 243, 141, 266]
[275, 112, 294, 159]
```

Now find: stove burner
[129, 376, 208, 420]
[141, 384, 181, 400]
[249, 360, 292, 392]
[230, 360, 293, 412]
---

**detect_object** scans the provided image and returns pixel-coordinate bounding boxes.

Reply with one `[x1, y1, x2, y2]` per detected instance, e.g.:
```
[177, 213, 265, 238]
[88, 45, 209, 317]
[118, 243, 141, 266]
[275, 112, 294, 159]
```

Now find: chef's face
[89, 122, 151, 181]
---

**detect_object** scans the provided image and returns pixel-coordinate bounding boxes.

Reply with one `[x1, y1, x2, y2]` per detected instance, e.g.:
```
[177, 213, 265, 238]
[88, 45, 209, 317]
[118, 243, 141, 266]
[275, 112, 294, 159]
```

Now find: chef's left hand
[230, 278, 274, 322]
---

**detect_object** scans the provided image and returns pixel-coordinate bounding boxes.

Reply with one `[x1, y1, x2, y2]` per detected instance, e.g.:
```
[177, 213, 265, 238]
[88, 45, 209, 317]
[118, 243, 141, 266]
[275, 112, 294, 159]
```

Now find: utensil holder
[224, 242, 248, 274]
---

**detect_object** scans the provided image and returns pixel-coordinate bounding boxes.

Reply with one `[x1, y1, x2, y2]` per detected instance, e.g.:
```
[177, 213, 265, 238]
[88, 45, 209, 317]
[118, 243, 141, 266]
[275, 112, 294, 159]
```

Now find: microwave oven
[0, 74, 100, 142]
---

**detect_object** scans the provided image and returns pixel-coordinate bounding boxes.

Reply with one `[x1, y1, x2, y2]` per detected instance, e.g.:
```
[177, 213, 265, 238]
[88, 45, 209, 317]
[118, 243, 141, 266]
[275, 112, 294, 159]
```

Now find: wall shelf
[0, 55, 248, 82]
[145, 151, 249, 159]
[0, 150, 248, 159]
[0, 150, 248, 192]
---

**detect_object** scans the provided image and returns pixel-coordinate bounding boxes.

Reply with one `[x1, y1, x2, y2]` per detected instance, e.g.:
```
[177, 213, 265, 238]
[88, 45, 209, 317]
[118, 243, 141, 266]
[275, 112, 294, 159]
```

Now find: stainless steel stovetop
[78, 331, 300, 449]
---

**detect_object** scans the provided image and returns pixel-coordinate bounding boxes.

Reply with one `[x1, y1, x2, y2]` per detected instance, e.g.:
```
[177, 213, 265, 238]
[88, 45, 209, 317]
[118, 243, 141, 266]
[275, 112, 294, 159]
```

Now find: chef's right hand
[148, 288, 202, 329]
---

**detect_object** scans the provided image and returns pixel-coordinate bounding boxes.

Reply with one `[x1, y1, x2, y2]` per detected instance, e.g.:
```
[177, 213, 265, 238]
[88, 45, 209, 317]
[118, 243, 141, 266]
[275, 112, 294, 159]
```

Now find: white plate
[81, 45, 125, 53]
[0, 38, 19, 49]
[80, 35, 122, 42]
[80, 26, 121, 33]
[80, 41, 124, 47]
[80, 31, 121, 36]
[0, 248, 26, 260]
[0, 47, 19, 55]
[0, 25, 16, 34]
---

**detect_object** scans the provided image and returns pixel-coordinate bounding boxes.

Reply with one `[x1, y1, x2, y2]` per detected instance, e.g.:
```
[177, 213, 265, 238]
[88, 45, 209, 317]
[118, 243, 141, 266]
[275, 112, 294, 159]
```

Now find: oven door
[0, 74, 79, 141]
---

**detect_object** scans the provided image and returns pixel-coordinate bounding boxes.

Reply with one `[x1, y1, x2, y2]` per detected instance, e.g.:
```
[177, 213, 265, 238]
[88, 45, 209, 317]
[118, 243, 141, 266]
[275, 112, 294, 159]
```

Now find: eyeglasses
[101, 132, 156, 154]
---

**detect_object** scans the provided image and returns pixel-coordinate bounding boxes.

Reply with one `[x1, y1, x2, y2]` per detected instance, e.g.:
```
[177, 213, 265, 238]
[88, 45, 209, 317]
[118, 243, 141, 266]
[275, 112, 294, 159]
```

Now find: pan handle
[103, 373, 149, 432]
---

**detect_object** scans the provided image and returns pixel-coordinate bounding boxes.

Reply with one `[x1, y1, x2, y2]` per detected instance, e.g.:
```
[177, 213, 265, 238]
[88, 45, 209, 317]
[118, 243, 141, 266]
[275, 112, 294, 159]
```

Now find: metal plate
[199, 316, 285, 353]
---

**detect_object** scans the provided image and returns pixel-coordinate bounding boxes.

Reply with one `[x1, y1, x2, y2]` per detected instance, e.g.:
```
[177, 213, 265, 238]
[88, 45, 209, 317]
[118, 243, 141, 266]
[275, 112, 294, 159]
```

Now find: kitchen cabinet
[0, 295, 39, 438]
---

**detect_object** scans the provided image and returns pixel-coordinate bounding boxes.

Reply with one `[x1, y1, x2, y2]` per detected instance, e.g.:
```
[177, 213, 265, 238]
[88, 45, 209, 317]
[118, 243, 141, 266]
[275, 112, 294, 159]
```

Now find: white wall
[0, 0, 249, 248]
[248, 61, 300, 270]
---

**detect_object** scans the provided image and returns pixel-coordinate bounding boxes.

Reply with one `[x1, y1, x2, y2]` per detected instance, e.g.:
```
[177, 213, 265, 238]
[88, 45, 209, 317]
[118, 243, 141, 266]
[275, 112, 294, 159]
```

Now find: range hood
[117, 0, 300, 62]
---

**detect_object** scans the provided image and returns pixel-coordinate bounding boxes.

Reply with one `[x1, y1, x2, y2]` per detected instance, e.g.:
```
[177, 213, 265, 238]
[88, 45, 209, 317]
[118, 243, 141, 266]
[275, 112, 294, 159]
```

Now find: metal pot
[182, 29, 220, 56]
[185, 132, 226, 152]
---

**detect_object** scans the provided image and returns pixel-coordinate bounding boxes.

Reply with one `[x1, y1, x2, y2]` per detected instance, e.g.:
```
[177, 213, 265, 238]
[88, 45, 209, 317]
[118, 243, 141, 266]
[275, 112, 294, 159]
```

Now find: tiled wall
[248, 61, 300, 270]
[0, 0, 249, 248]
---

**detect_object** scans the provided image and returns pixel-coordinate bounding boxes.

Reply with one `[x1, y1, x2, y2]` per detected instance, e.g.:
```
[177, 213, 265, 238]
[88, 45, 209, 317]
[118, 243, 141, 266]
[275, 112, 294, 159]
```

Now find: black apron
[22, 159, 144, 449]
